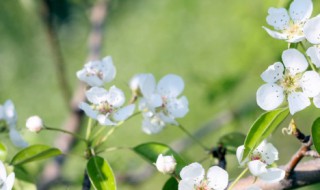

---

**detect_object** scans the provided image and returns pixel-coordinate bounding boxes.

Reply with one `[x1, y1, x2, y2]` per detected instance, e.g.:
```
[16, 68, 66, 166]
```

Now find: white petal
[140, 74, 156, 98]
[141, 116, 165, 134]
[5, 173, 15, 190]
[248, 160, 268, 177]
[178, 179, 196, 190]
[106, 86, 125, 107]
[129, 73, 149, 92]
[313, 93, 320, 108]
[256, 83, 284, 111]
[300, 71, 320, 97]
[262, 27, 288, 40]
[236, 145, 245, 164]
[304, 15, 320, 44]
[207, 166, 229, 190]
[97, 114, 116, 126]
[261, 62, 284, 83]
[266, 8, 290, 30]
[85, 87, 108, 104]
[287, 35, 305, 43]
[79, 102, 99, 119]
[288, 92, 311, 114]
[306, 46, 320, 68]
[166, 96, 189, 118]
[100, 56, 116, 83]
[112, 104, 135, 122]
[289, 0, 313, 23]
[158, 112, 178, 125]
[3, 100, 16, 126]
[180, 162, 204, 183]
[9, 129, 28, 148]
[255, 141, 279, 165]
[149, 94, 163, 108]
[282, 49, 308, 75]
[0, 161, 6, 181]
[157, 74, 184, 98]
[258, 168, 285, 183]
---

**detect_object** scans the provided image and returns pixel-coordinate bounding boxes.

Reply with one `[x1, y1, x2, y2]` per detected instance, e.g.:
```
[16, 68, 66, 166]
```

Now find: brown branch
[38, 1, 109, 189]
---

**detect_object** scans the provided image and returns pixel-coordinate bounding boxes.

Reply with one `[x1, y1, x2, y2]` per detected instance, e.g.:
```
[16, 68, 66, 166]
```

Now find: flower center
[93, 102, 113, 114]
[280, 72, 302, 93]
[196, 181, 209, 190]
[283, 23, 303, 40]
[86, 67, 104, 79]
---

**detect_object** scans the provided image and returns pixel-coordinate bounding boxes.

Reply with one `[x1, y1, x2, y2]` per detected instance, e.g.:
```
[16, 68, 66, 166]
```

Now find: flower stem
[227, 168, 249, 190]
[86, 118, 93, 140]
[44, 126, 87, 143]
[177, 124, 209, 151]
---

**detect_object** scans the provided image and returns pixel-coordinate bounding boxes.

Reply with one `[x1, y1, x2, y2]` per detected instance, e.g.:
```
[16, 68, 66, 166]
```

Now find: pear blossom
[0, 100, 28, 147]
[304, 15, 320, 44]
[179, 162, 228, 190]
[155, 154, 176, 174]
[257, 49, 320, 114]
[138, 74, 189, 134]
[236, 141, 285, 183]
[263, 0, 313, 43]
[79, 86, 135, 126]
[26, 115, 43, 133]
[76, 56, 116, 87]
[0, 161, 14, 190]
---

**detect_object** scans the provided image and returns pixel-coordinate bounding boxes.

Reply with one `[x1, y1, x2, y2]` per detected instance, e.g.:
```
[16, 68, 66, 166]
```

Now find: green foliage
[87, 156, 116, 190]
[218, 132, 246, 154]
[162, 177, 178, 190]
[133, 142, 186, 173]
[312, 118, 320, 154]
[242, 108, 289, 160]
[10, 144, 62, 166]
[0, 142, 7, 161]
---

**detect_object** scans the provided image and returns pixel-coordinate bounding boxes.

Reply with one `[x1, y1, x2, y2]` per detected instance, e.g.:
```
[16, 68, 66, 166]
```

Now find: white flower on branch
[0, 100, 28, 148]
[256, 49, 320, 115]
[138, 74, 189, 134]
[263, 0, 313, 43]
[155, 154, 176, 174]
[0, 161, 14, 190]
[26, 115, 43, 133]
[179, 162, 228, 190]
[76, 56, 116, 87]
[237, 141, 285, 183]
[79, 86, 135, 126]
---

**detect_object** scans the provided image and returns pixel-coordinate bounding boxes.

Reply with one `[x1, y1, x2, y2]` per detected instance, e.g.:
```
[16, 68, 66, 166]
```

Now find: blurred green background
[1, 0, 320, 189]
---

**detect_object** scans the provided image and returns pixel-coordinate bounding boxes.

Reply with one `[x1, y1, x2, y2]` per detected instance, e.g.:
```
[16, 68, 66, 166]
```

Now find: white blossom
[139, 74, 189, 134]
[155, 154, 176, 174]
[0, 100, 28, 147]
[0, 161, 15, 190]
[179, 163, 228, 190]
[79, 86, 135, 126]
[256, 49, 320, 114]
[304, 15, 320, 44]
[237, 141, 285, 183]
[26, 115, 43, 133]
[306, 45, 320, 68]
[263, 0, 313, 43]
[76, 56, 116, 87]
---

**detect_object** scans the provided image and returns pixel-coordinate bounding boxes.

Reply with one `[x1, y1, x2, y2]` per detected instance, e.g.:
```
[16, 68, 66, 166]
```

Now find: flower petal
[207, 166, 229, 190]
[167, 96, 189, 118]
[112, 104, 135, 122]
[106, 86, 125, 107]
[3, 100, 17, 126]
[262, 27, 288, 40]
[9, 128, 28, 148]
[236, 145, 249, 166]
[306, 46, 320, 68]
[258, 168, 285, 183]
[129, 73, 149, 92]
[300, 71, 320, 97]
[261, 62, 284, 83]
[97, 114, 116, 126]
[266, 8, 290, 30]
[313, 93, 320, 108]
[79, 102, 99, 119]
[256, 83, 284, 111]
[178, 179, 196, 190]
[5, 172, 15, 190]
[248, 160, 268, 177]
[101, 56, 116, 83]
[140, 74, 156, 98]
[255, 141, 279, 165]
[180, 162, 204, 183]
[85, 87, 108, 104]
[157, 74, 184, 98]
[149, 94, 163, 108]
[289, 0, 313, 23]
[288, 92, 311, 115]
[0, 161, 6, 181]
[141, 116, 165, 134]
[282, 49, 308, 75]
[304, 15, 320, 44]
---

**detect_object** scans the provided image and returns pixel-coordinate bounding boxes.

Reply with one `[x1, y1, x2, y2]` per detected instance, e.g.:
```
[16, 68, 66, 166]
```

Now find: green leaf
[218, 132, 246, 154]
[87, 156, 116, 190]
[162, 177, 178, 190]
[133, 142, 186, 173]
[0, 142, 7, 161]
[312, 118, 320, 154]
[14, 165, 34, 183]
[11, 144, 62, 166]
[243, 108, 289, 160]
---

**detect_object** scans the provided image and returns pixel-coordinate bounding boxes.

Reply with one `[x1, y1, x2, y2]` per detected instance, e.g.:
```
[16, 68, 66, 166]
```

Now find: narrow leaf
[87, 156, 116, 190]
[162, 177, 178, 190]
[11, 144, 62, 166]
[133, 142, 186, 173]
[218, 132, 246, 154]
[243, 108, 289, 159]
[0, 142, 7, 161]
[312, 118, 320, 154]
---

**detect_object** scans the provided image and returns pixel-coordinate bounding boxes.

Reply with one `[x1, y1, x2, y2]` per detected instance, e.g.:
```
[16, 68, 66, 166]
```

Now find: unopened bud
[26, 115, 43, 133]
[155, 154, 176, 174]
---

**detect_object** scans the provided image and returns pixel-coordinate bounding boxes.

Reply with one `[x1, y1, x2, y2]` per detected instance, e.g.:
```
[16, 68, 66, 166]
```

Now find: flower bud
[155, 154, 176, 174]
[26, 115, 43, 133]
